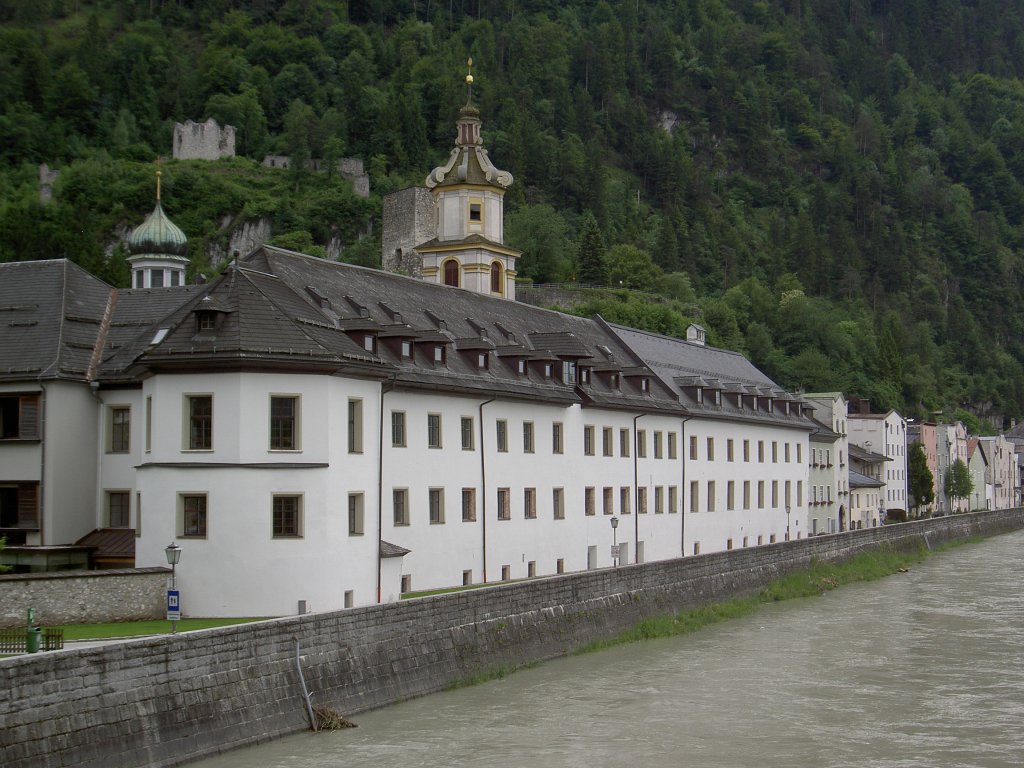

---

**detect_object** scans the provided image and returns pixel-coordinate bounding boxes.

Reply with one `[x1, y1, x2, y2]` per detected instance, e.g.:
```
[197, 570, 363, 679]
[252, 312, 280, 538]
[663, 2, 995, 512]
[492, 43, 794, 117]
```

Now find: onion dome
[128, 199, 188, 258]
[426, 59, 513, 191]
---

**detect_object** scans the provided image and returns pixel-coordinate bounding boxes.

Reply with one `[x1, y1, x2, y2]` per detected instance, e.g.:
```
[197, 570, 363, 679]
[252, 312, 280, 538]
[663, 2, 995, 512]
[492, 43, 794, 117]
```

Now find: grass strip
[575, 544, 929, 655]
[61, 617, 267, 641]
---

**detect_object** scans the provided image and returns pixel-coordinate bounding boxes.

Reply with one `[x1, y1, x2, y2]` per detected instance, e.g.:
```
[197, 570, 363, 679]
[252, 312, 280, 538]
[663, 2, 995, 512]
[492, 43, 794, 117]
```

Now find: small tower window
[469, 202, 482, 222]
[490, 262, 503, 294]
[443, 259, 460, 287]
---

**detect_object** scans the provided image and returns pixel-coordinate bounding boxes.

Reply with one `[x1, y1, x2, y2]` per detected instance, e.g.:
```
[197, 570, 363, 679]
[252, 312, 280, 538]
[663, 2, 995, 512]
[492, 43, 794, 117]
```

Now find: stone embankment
[2, 509, 1021, 768]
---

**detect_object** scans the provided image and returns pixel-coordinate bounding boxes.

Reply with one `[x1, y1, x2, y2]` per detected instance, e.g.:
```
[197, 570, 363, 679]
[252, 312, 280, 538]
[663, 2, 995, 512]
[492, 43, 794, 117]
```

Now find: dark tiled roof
[380, 540, 411, 558]
[608, 322, 814, 430]
[849, 443, 891, 462]
[0, 260, 113, 383]
[849, 469, 884, 488]
[75, 528, 136, 559]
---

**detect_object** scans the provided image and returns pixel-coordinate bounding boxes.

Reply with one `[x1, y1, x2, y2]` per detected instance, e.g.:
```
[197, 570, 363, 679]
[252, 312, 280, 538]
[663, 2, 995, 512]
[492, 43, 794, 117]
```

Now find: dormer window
[610, 373, 619, 389]
[641, 378, 650, 392]
[477, 352, 488, 369]
[196, 311, 217, 332]
[579, 367, 590, 384]
[434, 345, 445, 364]
[544, 363, 553, 379]
[518, 360, 527, 375]
[695, 388, 703, 404]
[401, 340, 412, 359]
[562, 361, 577, 385]
[363, 335, 376, 353]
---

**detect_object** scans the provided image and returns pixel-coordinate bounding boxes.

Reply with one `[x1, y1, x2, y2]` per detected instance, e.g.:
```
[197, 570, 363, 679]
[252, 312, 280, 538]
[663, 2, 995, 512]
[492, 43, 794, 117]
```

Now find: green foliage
[3, 2, 1024, 419]
[908, 442, 935, 510]
[944, 458, 974, 506]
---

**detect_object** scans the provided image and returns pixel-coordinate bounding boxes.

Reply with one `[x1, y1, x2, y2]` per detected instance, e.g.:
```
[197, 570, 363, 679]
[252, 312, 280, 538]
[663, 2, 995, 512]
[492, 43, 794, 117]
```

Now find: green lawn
[60, 617, 268, 641]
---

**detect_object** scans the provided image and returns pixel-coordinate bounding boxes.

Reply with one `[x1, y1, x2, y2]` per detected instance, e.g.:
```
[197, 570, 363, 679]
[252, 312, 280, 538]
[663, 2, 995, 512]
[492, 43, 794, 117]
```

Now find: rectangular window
[186, 395, 212, 450]
[727, 439, 734, 462]
[348, 493, 364, 536]
[391, 411, 406, 447]
[654, 431, 663, 459]
[668, 485, 678, 513]
[501, 565, 511, 581]
[427, 413, 442, 448]
[273, 495, 302, 537]
[620, 486, 631, 515]
[707, 481, 716, 512]
[727, 481, 735, 511]
[602, 427, 613, 456]
[135, 491, 142, 537]
[429, 488, 445, 524]
[603, 487, 614, 515]
[557, 558, 565, 574]
[107, 491, 130, 528]
[638, 487, 648, 514]
[524, 487, 537, 519]
[689, 481, 699, 512]
[668, 432, 677, 460]
[743, 481, 751, 509]
[706, 437, 714, 461]
[633, 429, 645, 458]
[772, 441, 778, 463]
[772, 480, 779, 507]
[584, 425, 595, 456]
[754, 481, 763, 509]
[585, 487, 596, 516]
[620, 428, 631, 457]
[270, 396, 298, 450]
[181, 494, 207, 538]
[758, 440, 765, 463]
[393, 489, 409, 526]
[461, 416, 474, 450]
[462, 488, 477, 522]
[654, 486, 664, 514]
[528, 560, 536, 577]
[785, 480, 792, 507]
[689, 434, 698, 460]
[552, 487, 565, 519]
[797, 481, 803, 506]
[145, 396, 152, 452]
[552, 422, 564, 454]
[785, 443, 791, 462]
[496, 419, 508, 452]
[797, 444, 802, 463]
[463, 570, 473, 586]
[109, 406, 130, 453]
[743, 440, 750, 462]
[497, 488, 511, 520]
[524, 421, 535, 453]
[348, 399, 363, 453]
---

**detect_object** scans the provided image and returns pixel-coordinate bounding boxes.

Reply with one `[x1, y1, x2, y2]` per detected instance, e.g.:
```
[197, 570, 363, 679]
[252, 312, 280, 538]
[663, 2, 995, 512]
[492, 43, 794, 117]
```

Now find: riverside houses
[0, 84, 817, 617]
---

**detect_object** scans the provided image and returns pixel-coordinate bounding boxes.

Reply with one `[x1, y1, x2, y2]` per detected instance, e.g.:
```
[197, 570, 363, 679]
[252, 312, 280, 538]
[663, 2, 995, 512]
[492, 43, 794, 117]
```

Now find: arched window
[443, 259, 460, 287]
[490, 262, 503, 294]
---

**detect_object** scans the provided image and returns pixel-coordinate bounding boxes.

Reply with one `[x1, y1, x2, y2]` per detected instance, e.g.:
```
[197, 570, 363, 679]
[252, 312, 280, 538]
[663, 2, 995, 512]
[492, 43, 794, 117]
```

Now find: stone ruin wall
[381, 187, 436, 277]
[172, 119, 236, 161]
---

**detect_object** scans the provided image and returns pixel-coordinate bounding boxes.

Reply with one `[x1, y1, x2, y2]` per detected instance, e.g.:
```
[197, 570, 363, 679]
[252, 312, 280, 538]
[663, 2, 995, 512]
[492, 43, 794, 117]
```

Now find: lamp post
[165, 542, 182, 634]
[785, 505, 791, 541]
[610, 516, 619, 567]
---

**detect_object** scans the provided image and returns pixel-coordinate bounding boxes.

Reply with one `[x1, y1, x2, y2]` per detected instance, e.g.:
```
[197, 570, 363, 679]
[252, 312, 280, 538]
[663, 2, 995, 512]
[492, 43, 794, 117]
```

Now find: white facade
[804, 393, 851, 532]
[848, 411, 909, 514]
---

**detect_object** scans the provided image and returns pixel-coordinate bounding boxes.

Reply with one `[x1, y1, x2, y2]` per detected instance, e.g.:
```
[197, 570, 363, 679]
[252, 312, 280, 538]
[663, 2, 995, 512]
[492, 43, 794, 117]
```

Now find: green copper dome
[127, 201, 188, 257]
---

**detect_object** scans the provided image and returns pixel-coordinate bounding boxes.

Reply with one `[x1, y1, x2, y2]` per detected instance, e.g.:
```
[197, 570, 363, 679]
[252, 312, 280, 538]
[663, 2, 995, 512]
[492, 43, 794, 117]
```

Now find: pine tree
[575, 211, 606, 285]
[908, 442, 935, 515]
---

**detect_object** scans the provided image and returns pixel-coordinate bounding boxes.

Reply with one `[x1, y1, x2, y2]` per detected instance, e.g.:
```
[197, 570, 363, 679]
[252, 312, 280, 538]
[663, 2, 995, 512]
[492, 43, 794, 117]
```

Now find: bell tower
[411, 59, 520, 299]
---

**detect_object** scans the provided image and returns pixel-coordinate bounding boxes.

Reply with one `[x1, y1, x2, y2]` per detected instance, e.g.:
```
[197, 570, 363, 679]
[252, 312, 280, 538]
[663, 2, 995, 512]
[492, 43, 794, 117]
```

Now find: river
[193, 530, 1024, 768]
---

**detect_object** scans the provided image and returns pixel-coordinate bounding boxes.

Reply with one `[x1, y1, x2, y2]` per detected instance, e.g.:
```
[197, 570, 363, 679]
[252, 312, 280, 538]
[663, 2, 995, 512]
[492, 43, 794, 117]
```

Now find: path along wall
[0, 568, 169, 628]
[3, 509, 1022, 768]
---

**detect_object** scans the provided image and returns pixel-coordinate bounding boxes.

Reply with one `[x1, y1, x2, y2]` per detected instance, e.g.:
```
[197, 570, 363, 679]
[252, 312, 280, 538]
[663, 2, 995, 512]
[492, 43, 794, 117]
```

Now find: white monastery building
[2, 84, 829, 617]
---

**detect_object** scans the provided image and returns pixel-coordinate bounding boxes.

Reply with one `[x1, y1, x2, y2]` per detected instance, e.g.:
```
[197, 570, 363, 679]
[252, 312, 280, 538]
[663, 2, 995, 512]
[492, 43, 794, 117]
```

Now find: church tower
[126, 169, 189, 288]
[382, 60, 520, 299]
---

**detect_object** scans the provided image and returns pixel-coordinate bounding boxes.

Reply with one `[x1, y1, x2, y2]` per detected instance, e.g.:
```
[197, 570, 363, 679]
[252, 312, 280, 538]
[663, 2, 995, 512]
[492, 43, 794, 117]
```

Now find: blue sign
[166, 589, 181, 621]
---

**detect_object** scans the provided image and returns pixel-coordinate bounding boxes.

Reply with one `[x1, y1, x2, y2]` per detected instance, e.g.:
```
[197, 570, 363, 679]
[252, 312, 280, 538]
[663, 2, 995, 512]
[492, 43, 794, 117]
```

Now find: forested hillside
[3, 0, 1024, 428]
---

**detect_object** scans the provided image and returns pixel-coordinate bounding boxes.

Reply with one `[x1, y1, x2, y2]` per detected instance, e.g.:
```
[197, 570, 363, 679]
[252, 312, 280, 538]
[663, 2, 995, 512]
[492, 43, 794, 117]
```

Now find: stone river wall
[2, 509, 1022, 768]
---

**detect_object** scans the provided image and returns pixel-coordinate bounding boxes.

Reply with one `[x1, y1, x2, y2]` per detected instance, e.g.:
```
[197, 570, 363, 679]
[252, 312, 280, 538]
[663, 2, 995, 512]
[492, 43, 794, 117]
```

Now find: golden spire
[466, 57, 474, 102]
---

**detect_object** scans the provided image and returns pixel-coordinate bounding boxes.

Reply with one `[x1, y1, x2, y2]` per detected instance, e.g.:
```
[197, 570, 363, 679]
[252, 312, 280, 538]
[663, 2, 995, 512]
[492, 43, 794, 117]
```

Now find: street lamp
[165, 542, 182, 633]
[610, 516, 619, 567]
[785, 505, 791, 541]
